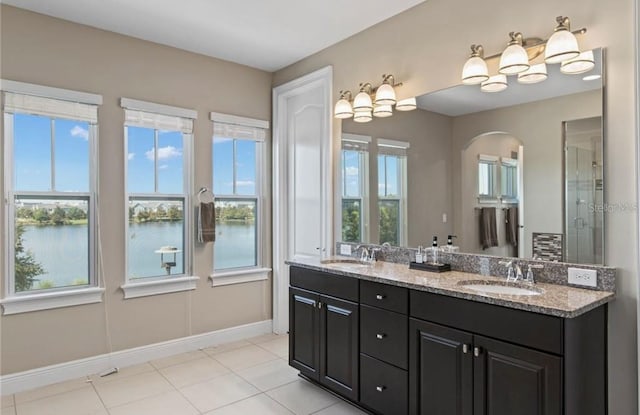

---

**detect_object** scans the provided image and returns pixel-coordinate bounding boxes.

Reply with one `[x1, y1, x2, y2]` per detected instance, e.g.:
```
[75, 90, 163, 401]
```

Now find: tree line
[17, 206, 87, 225]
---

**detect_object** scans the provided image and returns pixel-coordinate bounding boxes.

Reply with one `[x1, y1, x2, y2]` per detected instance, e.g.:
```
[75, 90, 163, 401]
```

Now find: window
[478, 154, 498, 202]
[377, 139, 409, 246]
[341, 134, 370, 243]
[211, 112, 269, 286]
[2, 80, 103, 314]
[122, 98, 197, 298]
[500, 157, 519, 202]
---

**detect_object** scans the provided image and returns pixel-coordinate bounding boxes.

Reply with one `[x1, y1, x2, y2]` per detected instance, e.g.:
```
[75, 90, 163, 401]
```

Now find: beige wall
[342, 108, 453, 246]
[0, 6, 273, 375]
[453, 89, 602, 257]
[274, 0, 638, 413]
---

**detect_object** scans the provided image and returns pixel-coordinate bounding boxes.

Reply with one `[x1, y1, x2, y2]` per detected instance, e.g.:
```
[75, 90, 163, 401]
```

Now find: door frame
[272, 66, 334, 334]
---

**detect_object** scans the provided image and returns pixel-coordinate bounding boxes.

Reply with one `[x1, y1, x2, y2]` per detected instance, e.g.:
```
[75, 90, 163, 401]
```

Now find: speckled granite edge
[336, 242, 616, 292]
[287, 259, 615, 319]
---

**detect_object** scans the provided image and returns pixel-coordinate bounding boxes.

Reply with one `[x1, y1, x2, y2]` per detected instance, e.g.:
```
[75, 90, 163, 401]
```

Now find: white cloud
[345, 167, 359, 176]
[159, 164, 169, 170]
[128, 152, 135, 161]
[70, 125, 89, 140]
[236, 180, 255, 187]
[145, 146, 182, 161]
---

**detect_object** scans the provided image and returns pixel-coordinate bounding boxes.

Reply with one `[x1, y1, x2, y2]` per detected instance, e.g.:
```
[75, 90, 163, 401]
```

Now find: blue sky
[213, 137, 256, 196]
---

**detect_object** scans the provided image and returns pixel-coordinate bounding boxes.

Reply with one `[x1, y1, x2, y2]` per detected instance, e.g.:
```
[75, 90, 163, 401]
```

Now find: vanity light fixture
[517, 63, 548, 84]
[499, 32, 530, 75]
[583, 74, 601, 81]
[333, 74, 414, 122]
[545, 16, 581, 64]
[560, 50, 595, 74]
[461, 45, 490, 85]
[481, 75, 508, 93]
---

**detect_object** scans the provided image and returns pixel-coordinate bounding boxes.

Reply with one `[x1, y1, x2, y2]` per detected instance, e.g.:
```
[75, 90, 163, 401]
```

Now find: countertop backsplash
[335, 242, 616, 292]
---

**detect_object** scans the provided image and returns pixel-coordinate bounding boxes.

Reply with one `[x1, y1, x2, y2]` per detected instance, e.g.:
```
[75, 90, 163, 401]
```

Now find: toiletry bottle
[444, 235, 459, 253]
[416, 245, 423, 264]
[431, 236, 439, 264]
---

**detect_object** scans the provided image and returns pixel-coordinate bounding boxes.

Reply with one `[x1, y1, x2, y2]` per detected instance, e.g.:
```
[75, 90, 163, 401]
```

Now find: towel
[505, 207, 519, 247]
[198, 202, 216, 243]
[479, 207, 498, 250]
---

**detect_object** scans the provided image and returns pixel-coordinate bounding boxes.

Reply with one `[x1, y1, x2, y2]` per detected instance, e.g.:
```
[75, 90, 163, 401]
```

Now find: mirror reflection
[338, 48, 604, 264]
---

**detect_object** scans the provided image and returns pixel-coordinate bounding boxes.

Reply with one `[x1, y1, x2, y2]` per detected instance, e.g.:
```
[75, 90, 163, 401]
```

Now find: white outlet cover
[568, 267, 597, 288]
[340, 244, 352, 256]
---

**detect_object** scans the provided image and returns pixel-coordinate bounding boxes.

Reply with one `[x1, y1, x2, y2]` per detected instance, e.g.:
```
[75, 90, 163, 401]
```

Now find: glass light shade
[499, 44, 530, 74]
[560, 50, 595, 74]
[583, 74, 601, 81]
[353, 110, 372, 123]
[395, 97, 417, 111]
[353, 91, 373, 111]
[374, 83, 396, 106]
[333, 98, 354, 119]
[461, 56, 489, 85]
[373, 105, 393, 118]
[544, 30, 580, 63]
[517, 63, 548, 84]
[480, 75, 508, 93]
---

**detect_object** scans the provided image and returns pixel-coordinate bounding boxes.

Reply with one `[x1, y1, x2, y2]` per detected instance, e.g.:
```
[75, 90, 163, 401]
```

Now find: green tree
[167, 206, 182, 221]
[67, 207, 87, 220]
[17, 207, 34, 219]
[14, 223, 45, 292]
[51, 206, 67, 225]
[379, 201, 399, 246]
[342, 200, 361, 243]
[33, 208, 50, 223]
[129, 206, 135, 221]
[136, 210, 150, 222]
[155, 206, 166, 219]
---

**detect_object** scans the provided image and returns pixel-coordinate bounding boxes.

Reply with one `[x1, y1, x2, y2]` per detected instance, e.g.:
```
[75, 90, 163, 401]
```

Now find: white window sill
[1, 287, 105, 315]
[209, 267, 271, 287]
[121, 276, 200, 299]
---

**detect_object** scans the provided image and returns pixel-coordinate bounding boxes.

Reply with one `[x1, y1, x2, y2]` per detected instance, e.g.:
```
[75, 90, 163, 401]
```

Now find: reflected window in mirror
[341, 134, 371, 243]
[478, 154, 498, 202]
[500, 157, 519, 203]
[377, 139, 409, 246]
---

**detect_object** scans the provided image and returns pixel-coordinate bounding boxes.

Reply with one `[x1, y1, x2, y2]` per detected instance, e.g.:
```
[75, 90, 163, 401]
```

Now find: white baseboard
[0, 319, 273, 395]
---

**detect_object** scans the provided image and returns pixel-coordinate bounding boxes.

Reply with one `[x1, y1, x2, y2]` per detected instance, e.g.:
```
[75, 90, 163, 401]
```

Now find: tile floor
[0, 334, 368, 415]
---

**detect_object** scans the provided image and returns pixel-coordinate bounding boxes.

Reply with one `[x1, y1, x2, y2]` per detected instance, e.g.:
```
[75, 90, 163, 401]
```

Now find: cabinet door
[409, 319, 473, 415]
[289, 287, 320, 381]
[319, 295, 359, 401]
[473, 335, 562, 415]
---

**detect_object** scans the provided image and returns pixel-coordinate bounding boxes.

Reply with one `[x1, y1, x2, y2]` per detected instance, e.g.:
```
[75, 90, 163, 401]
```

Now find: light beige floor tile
[248, 333, 288, 344]
[150, 350, 208, 369]
[267, 379, 338, 415]
[160, 357, 230, 388]
[312, 401, 369, 415]
[257, 337, 289, 358]
[236, 359, 299, 391]
[93, 370, 173, 408]
[16, 386, 105, 415]
[15, 376, 89, 404]
[1, 406, 16, 415]
[203, 340, 252, 355]
[1, 395, 14, 408]
[214, 344, 279, 371]
[108, 390, 199, 415]
[88, 362, 156, 384]
[180, 372, 260, 413]
[204, 394, 294, 415]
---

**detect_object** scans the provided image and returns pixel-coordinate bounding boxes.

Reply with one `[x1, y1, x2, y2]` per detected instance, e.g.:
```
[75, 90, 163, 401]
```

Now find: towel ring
[197, 187, 215, 203]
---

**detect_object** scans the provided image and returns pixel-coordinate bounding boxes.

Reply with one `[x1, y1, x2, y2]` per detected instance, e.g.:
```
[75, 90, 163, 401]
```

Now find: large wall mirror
[338, 48, 604, 264]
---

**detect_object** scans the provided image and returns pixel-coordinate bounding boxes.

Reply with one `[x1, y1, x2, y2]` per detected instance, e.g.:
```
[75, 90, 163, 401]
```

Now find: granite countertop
[286, 257, 615, 318]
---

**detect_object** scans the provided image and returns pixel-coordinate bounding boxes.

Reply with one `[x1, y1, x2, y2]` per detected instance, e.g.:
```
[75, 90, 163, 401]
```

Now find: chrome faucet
[524, 264, 544, 285]
[499, 260, 522, 282]
[355, 245, 378, 263]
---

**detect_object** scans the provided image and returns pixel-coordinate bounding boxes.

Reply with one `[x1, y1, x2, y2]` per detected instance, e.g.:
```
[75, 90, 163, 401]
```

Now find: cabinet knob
[376, 333, 386, 340]
[474, 347, 481, 357]
[376, 386, 385, 392]
[462, 344, 469, 354]
[318, 302, 322, 309]
[375, 294, 385, 300]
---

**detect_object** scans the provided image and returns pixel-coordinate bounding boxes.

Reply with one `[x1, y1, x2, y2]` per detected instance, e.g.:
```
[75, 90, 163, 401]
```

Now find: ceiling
[3, 0, 427, 72]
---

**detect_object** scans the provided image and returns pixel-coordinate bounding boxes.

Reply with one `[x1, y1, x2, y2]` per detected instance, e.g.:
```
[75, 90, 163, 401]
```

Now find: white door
[273, 66, 333, 334]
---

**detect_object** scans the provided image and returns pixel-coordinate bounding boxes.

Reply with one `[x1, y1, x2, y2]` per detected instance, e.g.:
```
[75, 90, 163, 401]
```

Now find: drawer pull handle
[318, 302, 322, 309]
[376, 333, 386, 340]
[462, 344, 469, 354]
[376, 386, 385, 392]
[474, 347, 481, 357]
[375, 294, 385, 300]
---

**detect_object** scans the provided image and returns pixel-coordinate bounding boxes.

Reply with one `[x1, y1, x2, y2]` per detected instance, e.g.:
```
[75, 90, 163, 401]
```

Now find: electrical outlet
[568, 267, 597, 288]
[339, 244, 352, 256]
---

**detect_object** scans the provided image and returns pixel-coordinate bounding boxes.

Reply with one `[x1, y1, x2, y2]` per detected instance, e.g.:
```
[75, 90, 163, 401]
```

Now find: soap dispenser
[430, 236, 439, 265]
[442, 235, 459, 253]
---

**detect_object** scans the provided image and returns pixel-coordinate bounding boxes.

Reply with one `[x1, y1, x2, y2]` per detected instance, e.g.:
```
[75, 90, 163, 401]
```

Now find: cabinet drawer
[360, 354, 408, 415]
[360, 280, 408, 314]
[360, 305, 408, 369]
[410, 290, 563, 354]
[290, 266, 359, 302]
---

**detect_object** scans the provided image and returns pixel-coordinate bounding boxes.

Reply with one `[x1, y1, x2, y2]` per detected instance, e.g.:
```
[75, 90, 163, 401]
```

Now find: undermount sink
[321, 259, 371, 268]
[457, 280, 544, 296]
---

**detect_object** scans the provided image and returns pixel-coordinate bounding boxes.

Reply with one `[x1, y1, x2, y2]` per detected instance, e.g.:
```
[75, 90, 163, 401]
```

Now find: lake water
[20, 222, 255, 288]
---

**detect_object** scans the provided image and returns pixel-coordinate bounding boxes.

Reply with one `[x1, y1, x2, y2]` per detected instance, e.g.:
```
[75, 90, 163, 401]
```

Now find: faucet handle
[499, 260, 513, 267]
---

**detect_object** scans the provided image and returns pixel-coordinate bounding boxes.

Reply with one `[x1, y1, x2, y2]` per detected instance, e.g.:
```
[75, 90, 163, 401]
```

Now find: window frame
[1, 80, 104, 314]
[478, 154, 499, 203]
[340, 133, 370, 243]
[209, 112, 270, 287]
[376, 138, 409, 247]
[121, 98, 198, 299]
[500, 157, 519, 203]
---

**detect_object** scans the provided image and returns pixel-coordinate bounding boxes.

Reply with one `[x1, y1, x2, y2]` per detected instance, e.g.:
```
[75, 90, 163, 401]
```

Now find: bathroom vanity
[287, 259, 614, 415]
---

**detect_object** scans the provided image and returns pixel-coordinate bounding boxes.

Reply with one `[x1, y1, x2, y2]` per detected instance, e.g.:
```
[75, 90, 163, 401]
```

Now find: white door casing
[272, 66, 333, 334]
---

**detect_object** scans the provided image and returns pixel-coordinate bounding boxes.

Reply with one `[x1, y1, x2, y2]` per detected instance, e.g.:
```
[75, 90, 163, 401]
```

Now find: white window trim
[121, 100, 195, 297]
[377, 153, 408, 246]
[211, 114, 269, 283]
[2, 84, 101, 314]
[209, 267, 271, 287]
[0, 287, 105, 315]
[121, 276, 199, 299]
[340, 134, 370, 243]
